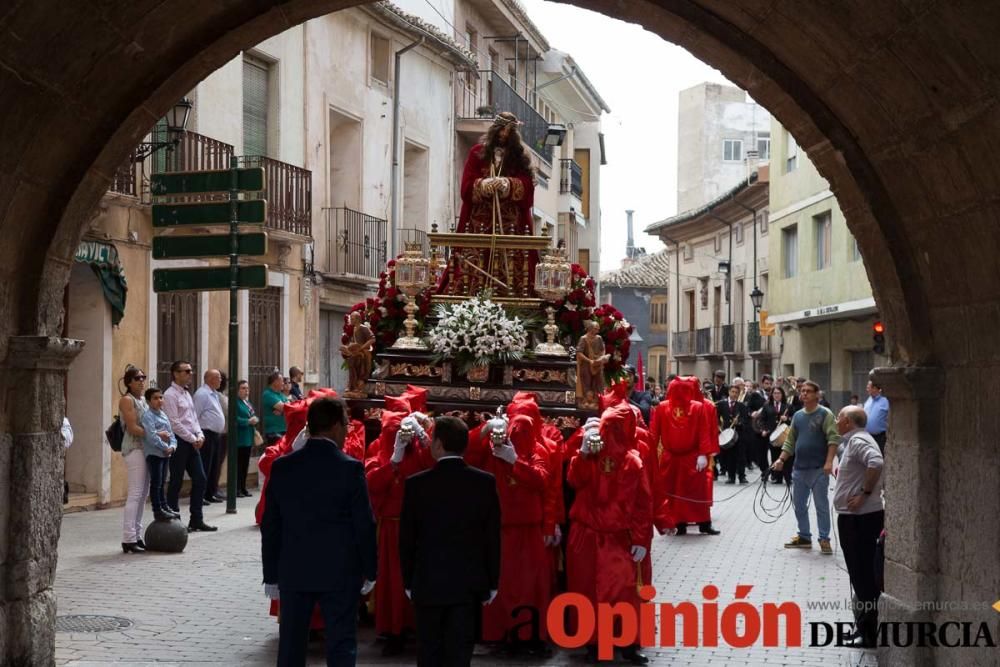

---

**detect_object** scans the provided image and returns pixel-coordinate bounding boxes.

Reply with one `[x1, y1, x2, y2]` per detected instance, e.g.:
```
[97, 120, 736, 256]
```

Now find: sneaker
[784, 535, 812, 549]
[819, 539, 833, 555]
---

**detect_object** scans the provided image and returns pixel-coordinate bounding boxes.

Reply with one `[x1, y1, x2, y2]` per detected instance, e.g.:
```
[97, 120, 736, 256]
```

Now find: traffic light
[872, 321, 886, 354]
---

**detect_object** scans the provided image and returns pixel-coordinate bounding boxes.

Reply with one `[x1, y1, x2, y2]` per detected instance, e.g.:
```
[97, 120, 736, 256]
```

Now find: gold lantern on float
[391, 242, 432, 350]
[533, 246, 572, 356]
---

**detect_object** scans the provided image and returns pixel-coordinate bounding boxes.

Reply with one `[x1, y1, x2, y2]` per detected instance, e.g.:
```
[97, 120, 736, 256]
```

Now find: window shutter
[243, 57, 269, 157]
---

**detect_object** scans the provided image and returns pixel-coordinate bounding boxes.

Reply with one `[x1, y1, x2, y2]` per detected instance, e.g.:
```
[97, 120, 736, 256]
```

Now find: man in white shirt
[834, 405, 884, 648]
[163, 360, 216, 532]
[195, 369, 226, 505]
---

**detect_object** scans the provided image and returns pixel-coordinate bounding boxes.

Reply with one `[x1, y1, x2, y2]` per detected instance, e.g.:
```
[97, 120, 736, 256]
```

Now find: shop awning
[74, 241, 127, 326]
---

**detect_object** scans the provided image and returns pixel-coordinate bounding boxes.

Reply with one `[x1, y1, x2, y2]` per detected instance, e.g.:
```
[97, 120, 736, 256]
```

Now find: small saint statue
[576, 320, 610, 410]
[340, 311, 375, 398]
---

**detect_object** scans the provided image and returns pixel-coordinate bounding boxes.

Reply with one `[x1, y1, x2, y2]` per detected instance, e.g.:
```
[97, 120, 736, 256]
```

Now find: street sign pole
[226, 156, 240, 515]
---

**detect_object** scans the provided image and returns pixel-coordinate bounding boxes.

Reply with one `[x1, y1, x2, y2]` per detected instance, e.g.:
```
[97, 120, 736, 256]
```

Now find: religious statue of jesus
[440, 111, 537, 297]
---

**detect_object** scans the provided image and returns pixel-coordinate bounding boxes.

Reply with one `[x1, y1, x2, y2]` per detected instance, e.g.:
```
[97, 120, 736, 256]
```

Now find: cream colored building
[645, 167, 773, 382]
[766, 123, 885, 406]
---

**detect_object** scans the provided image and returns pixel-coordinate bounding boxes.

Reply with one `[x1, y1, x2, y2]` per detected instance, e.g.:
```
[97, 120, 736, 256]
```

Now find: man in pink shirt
[163, 360, 216, 532]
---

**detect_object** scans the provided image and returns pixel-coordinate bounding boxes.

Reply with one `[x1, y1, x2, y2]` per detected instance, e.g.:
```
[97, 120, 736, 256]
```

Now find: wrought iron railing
[109, 157, 138, 197]
[747, 321, 773, 354]
[240, 155, 312, 237]
[696, 328, 712, 355]
[560, 159, 583, 197]
[324, 207, 388, 280]
[672, 331, 696, 357]
[457, 70, 553, 164]
[159, 130, 235, 174]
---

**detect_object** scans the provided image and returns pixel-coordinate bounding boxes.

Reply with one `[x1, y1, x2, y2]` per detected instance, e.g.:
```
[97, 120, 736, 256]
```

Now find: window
[650, 295, 669, 331]
[735, 223, 744, 245]
[782, 225, 798, 278]
[785, 130, 798, 173]
[370, 33, 391, 85]
[760, 209, 769, 235]
[488, 48, 499, 74]
[851, 235, 862, 262]
[465, 24, 478, 60]
[757, 137, 771, 160]
[648, 346, 669, 386]
[578, 248, 590, 273]
[723, 139, 743, 162]
[814, 211, 832, 270]
[714, 233, 722, 253]
[683, 243, 694, 261]
[243, 55, 271, 157]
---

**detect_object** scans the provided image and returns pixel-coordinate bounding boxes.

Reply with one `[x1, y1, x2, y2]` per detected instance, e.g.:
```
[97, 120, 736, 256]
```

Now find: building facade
[599, 250, 671, 387]
[677, 82, 771, 214]
[646, 168, 774, 383]
[766, 123, 886, 407]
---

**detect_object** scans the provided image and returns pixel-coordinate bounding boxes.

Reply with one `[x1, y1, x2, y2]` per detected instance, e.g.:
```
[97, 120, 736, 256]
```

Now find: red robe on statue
[566, 402, 653, 641]
[650, 378, 717, 530]
[468, 414, 551, 642]
[366, 409, 433, 636]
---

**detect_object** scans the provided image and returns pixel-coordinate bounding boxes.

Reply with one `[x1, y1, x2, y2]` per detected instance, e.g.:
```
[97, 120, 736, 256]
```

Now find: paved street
[55, 470, 876, 666]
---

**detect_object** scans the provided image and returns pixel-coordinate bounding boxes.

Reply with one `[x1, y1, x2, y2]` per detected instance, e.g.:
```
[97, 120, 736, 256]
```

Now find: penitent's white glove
[492, 442, 518, 465]
[580, 427, 600, 455]
[409, 413, 430, 444]
[630, 545, 647, 562]
[391, 430, 408, 465]
[483, 589, 498, 606]
[291, 427, 309, 452]
[696, 455, 708, 472]
[264, 583, 280, 600]
[544, 524, 562, 547]
[360, 580, 375, 596]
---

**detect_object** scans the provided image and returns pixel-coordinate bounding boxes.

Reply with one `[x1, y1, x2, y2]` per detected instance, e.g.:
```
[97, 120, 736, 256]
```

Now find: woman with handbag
[235, 380, 261, 497]
[119, 366, 152, 553]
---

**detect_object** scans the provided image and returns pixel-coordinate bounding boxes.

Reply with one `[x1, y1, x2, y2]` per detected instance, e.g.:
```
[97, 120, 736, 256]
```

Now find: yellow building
[766, 123, 887, 406]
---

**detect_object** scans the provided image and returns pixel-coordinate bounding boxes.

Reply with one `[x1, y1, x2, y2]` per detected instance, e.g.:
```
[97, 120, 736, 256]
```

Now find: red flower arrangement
[553, 263, 597, 342]
[341, 257, 433, 357]
[593, 303, 633, 381]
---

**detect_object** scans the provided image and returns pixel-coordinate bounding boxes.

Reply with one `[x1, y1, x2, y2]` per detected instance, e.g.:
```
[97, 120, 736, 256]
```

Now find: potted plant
[427, 295, 528, 382]
[476, 104, 496, 118]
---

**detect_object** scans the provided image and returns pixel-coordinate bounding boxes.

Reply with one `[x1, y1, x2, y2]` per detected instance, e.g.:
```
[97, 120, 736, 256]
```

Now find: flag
[636, 351, 645, 391]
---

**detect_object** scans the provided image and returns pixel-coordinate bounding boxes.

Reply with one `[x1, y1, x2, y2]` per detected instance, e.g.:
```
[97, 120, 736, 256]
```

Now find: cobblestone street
[55, 471, 876, 666]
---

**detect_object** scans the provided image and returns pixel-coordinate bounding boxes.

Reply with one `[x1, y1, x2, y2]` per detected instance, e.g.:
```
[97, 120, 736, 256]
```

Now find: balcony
[721, 323, 744, 356]
[324, 207, 388, 281]
[559, 159, 583, 198]
[109, 157, 138, 197]
[240, 155, 312, 238]
[457, 70, 553, 163]
[747, 321, 774, 355]
[696, 327, 713, 356]
[672, 330, 696, 358]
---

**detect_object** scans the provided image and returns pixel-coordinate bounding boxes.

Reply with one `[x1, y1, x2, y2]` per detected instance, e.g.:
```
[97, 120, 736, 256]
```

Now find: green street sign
[152, 233, 268, 259]
[152, 200, 267, 227]
[150, 167, 265, 196]
[153, 265, 268, 293]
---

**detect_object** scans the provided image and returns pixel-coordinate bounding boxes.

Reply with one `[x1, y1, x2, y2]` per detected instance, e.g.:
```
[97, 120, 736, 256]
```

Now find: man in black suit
[261, 397, 377, 667]
[716, 384, 749, 484]
[400, 416, 501, 667]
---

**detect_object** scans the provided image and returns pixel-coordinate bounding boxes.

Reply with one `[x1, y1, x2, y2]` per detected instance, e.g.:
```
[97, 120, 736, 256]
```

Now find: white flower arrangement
[428, 296, 528, 373]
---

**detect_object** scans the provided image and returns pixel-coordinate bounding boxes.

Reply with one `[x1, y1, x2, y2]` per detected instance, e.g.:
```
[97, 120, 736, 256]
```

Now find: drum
[769, 423, 789, 446]
[719, 427, 738, 450]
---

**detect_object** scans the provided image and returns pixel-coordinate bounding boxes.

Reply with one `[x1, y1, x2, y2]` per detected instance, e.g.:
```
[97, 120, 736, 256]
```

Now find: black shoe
[621, 644, 649, 665]
[136, 538, 146, 550]
[153, 510, 173, 522]
[167, 504, 180, 514]
[122, 542, 144, 554]
[674, 524, 687, 535]
[725, 478, 736, 485]
[699, 523, 721, 535]
[243, 490, 253, 497]
[188, 520, 218, 532]
[739, 477, 749, 484]
[212, 493, 226, 502]
[237, 490, 249, 498]
[202, 496, 216, 504]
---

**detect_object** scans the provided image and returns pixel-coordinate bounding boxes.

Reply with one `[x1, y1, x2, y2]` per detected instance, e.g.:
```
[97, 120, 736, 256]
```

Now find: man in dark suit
[400, 416, 501, 667]
[716, 384, 749, 484]
[261, 397, 377, 667]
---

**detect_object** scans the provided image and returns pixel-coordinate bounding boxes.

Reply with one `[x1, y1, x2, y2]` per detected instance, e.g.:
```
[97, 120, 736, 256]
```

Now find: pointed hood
[401, 385, 428, 413]
[508, 414, 537, 458]
[599, 402, 636, 461]
[383, 394, 412, 413]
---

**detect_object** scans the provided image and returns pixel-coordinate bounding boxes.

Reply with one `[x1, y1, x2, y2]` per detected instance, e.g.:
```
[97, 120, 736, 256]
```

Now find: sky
[520, 0, 732, 273]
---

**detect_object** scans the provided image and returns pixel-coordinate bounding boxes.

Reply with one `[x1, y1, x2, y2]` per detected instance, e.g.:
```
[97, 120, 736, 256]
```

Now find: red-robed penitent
[650, 377, 717, 529]
[468, 414, 552, 642]
[566, 402, 652, 638]
[366, 408, 434, 636]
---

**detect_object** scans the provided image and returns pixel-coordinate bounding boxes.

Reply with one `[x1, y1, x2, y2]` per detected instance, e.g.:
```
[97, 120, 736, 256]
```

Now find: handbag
[253, 429, 264, 447]
[105, 416, 125, 452]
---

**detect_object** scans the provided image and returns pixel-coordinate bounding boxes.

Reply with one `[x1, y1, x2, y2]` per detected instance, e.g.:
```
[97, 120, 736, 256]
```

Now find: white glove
[391, 430, 408, 465]
[360, 580, 375, 595]
[405, 589, 412, 600]
[409, 412, 431, 444]
[696, 455, 708, 472]
[544, 524, 562, 547]
[630, 545, 647, 562]
[583, 417, 600, 431]
[492, 441, 518, 465]
[264, 583, 280, 600]
[483, 589, 498, 606]
[291, 427, 309, 452]
[580, 427, 600, 455]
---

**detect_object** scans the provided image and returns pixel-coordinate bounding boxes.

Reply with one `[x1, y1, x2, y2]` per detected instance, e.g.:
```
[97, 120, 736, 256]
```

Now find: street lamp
[717, 260, 730, 275]
[131, 96, 193, 162]
[750, 286, 764, 313]
[544, 123, 568, 147]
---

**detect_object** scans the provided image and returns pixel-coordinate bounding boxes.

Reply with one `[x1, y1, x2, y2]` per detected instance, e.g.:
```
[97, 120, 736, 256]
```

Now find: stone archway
[1, 2, 997, 665]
